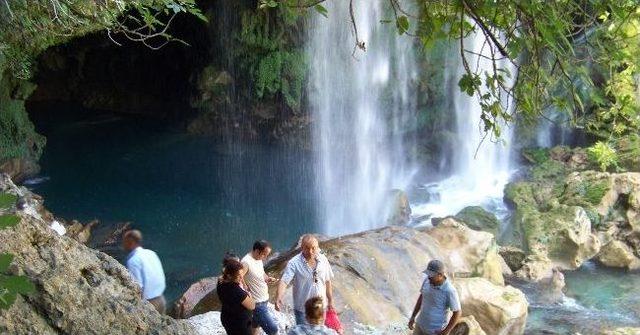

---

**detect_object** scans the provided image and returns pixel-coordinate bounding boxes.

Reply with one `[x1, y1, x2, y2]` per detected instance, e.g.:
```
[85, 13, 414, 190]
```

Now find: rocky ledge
[175, 218, 528, 335]
[0, 174, 195, 335]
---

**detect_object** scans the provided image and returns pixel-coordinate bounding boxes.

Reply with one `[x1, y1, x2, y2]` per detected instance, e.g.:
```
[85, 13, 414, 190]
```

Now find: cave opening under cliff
[25, 8, 213, 134]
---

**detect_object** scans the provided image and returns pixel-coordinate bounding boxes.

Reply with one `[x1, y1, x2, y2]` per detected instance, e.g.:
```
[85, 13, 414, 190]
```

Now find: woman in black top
[217, 258, 255, 335]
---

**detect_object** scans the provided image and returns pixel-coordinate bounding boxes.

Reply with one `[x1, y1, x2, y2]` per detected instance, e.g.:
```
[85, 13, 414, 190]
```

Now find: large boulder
[454, 206, 500, 235]
[179, 224, 527, 333]
[596, 240, 640, 270]
[518, 204, 601, 271]
[454, 278, 528, 335]
[425, 218, 504, 285]
[0, 174, 195, 334]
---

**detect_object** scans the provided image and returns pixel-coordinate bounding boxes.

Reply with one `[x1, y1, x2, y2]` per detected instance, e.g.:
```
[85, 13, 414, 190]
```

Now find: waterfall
[413, 29, 516, 221]
[308, 1, 418, 236]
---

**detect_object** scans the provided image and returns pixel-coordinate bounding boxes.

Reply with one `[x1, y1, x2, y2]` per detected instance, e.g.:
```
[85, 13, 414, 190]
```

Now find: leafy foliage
[0, 193, 34, 310]
[272, 0, 640, 149]
[0, 193, 17, 210]
[233, 6, 307, 112]
[587, 141, 618, 171]
[0, 215, 20, 229]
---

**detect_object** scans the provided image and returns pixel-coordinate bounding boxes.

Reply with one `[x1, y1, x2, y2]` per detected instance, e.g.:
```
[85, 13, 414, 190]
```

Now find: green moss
[561, 179, 610, 207]
[530, 159, 568, 183]
[0, 73, 46, 163]
[522, 147, 551, 165]
[454, 206, 500, 234]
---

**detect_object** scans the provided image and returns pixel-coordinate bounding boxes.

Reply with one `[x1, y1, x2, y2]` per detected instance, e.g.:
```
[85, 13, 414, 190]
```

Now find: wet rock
[454, 278, 528, 335]
[172, 277, 219, 319]
[66, 219, 98, 244]
[454, 206, 500, 235]
[514, 254, 555, 282]
[499, 246, 526, 272]
[0, 157, 40, 184]
[597, 240, 640, 270]
[425, 218, 504, 285]
[386, 189, 412, 226]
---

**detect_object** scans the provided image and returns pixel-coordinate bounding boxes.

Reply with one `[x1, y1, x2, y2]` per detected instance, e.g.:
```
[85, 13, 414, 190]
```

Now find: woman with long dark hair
[217, 258, 255, 335]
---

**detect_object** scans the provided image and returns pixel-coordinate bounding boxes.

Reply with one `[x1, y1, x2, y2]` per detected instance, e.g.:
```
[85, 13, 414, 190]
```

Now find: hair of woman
[304, 296, 324, 323]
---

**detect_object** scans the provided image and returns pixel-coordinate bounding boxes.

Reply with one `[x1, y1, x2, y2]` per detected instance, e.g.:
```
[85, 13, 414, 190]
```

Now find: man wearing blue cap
[408, 259, 461, 335]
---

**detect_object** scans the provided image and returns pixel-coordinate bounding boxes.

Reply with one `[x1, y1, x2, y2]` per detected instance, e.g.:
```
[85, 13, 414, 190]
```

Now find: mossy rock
[516, 205, 600, 269]
[504, 182, 536, 209]
[530, 159, 568, 183]
[454, 206, 500, 235]
[560, 172, 612, 212]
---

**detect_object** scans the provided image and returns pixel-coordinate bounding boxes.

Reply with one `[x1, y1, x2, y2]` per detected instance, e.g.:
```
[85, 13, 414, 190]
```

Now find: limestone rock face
[425, 218, 504, 285]
[454, 278, 528, 335]
[597, 240, 640, 270]
[0, 174, 195, 335]
[519, 205, 601, 270]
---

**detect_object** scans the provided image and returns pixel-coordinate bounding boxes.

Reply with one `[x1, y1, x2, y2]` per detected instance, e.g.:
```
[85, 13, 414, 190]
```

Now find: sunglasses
[313, 270, 318, 284]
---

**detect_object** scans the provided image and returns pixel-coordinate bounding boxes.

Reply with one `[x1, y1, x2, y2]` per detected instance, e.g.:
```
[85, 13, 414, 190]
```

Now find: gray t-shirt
[416, 278, 461, 333]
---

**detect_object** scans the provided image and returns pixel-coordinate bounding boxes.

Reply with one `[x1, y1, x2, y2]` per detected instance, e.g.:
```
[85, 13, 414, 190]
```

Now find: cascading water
[308, 1, 418, 236]
[413, 29, 516, 224]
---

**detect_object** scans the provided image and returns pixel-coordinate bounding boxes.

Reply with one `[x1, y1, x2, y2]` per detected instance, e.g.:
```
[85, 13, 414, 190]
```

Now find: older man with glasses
[275, 234, 334, 325]
[408, 259, 461, 335]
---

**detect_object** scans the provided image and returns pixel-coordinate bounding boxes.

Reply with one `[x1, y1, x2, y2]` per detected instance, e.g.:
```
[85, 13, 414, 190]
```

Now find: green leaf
[0, 275, 35, 295]
[0, 254, 13, 273]
[0, 288, 17, 310]
[188, 9, 209, 22]
[0, 215, 20, 229]
[0, 193, 17, 210]
[396, 15, 410, 35]
[314, 4, 328, 18]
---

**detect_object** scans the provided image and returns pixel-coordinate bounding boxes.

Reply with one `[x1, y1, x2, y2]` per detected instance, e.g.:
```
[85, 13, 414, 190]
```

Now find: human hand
[275, 298, 284, 312]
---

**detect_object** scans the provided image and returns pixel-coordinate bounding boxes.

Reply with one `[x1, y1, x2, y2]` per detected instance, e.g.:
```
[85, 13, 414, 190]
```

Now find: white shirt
[126, 247, 166, 300]
[241, 253, 270, 302]
[281, 253, 334, 312]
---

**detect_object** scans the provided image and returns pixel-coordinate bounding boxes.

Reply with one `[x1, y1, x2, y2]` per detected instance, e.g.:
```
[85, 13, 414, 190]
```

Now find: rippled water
[521, 262, 640, 334]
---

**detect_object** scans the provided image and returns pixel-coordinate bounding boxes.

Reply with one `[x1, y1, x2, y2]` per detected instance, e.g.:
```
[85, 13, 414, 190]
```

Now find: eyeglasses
[313, 270, 318, 283]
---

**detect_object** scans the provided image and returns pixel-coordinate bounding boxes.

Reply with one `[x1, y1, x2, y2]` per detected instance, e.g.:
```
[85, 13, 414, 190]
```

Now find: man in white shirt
[241, 240, 279, 335]
[275, 234, 335, 325]
[122, 230, 166, 314]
